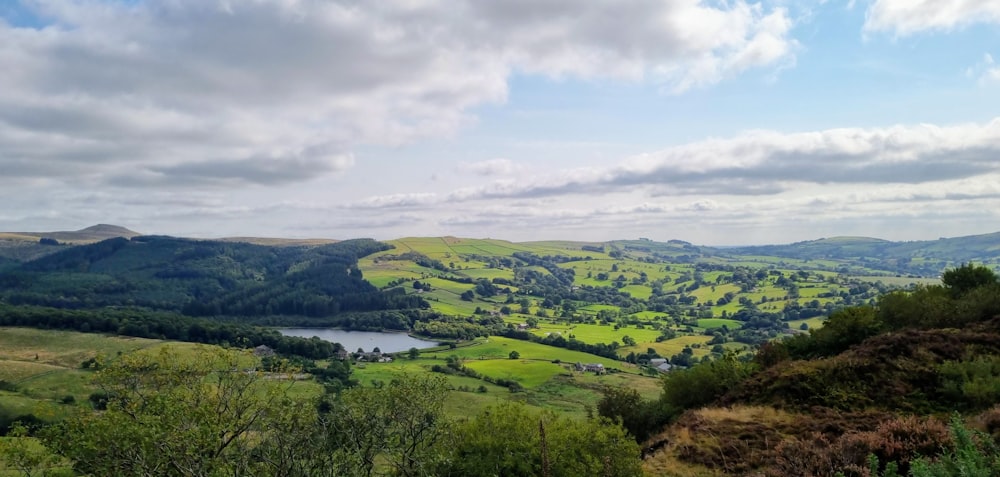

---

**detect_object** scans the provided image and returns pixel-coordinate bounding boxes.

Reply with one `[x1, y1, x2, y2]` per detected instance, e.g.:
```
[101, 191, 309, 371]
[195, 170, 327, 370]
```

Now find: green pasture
[787, 316, 827, 331]
[627, 334, 713, 358]
[351, 352, 651, 419]
[620, 284, 652, 300]
[424, 277, 474, 294]
[628, 311, 671, 320]
[854, 276, 939, 287]
[463, 359, 564, 388]
[696, 318, 742, 329]
[533, 323, 662, 350]
[424, 337, 629, 370]
[577, 304, 621, 314]
[0, 328, 160, 368]
[460, 268, 514, 280]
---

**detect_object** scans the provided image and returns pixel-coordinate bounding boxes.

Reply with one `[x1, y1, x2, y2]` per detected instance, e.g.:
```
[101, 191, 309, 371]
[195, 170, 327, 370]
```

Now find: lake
[277, 328, 439, 353]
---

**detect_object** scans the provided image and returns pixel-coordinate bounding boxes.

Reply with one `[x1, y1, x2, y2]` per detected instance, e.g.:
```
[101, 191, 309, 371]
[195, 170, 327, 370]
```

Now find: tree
[509, 350, 520, 360]
[0, 423, 65, 477]
[325, 375, 450, 477]
[44, 345, 309, 476]
[432, 402, 642, 477]
[597, 387, 659, 442]
[942, 263, 998, 297]
[460, 290, 475, 301]
[408, 347, 420, 360]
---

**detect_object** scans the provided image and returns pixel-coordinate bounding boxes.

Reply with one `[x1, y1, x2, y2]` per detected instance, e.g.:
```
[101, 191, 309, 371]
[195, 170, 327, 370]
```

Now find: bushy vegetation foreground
[0, 345, 642, 477]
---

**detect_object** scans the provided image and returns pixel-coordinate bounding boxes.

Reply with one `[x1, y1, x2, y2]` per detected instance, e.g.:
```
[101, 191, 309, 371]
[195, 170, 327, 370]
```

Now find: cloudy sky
[2, 0, 1000, 245]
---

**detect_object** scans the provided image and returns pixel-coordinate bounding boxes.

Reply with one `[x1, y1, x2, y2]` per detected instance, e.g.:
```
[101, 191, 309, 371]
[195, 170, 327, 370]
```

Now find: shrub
[939, 356, 1000, 410]
[659, 353, 755, 415]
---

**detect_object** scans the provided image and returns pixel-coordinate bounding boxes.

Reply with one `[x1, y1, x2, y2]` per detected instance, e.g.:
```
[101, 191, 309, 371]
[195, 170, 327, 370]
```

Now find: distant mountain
[723, 232, 1000, 275]
[2, 224, 141, 243]
[0, 224, 141, 263]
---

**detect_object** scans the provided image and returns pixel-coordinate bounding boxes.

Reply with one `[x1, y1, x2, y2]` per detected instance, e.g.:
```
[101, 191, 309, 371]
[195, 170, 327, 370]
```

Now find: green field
[696, 318, 742, 329]
[0, 328, 167, 422]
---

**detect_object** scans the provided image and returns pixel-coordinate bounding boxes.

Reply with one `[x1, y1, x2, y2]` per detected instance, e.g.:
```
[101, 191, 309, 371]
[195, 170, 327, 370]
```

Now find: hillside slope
[0, 224, 141, 262]
[0, 236, 424, 320]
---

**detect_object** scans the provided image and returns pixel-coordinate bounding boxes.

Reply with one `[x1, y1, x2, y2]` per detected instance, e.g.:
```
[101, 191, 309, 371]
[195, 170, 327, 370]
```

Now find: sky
[2, 0, 1000, 245]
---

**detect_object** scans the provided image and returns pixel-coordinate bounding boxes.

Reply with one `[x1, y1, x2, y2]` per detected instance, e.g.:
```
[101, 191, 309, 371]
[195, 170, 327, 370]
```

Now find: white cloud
[439, 119, 1000, 201]
[968, 53, 1000, 85]
[0, 0, 796, 189]
[457, 159, 523, 177]
[864, 0, 1000, 36]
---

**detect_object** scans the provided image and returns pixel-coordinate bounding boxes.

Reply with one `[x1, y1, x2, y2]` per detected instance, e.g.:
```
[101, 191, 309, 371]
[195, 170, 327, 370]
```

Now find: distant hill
[724, 232, 1000, 275]
[0, 235, 424, 321]
[216, 237, 339, 247]
[2, 224, 141, 243]
[0, 224, 142, 263]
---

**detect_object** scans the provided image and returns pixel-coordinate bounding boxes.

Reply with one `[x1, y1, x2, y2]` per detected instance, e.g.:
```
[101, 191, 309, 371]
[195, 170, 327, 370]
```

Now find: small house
[253, 345, 275, 357]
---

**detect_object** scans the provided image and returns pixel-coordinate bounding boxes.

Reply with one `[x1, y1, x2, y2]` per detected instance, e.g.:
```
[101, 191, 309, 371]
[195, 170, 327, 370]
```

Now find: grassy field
[0, 328, 167, 422]
[352, 345, 658, 419]
[696, 318, 742, 329]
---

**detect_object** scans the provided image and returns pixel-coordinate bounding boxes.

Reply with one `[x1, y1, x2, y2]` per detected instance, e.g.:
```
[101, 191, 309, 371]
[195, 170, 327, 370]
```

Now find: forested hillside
[0, 236, 424, 317]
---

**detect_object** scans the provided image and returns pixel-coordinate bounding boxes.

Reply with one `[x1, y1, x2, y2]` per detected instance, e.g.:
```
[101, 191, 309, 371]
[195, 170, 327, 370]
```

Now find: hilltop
[0, 224, 141, 243]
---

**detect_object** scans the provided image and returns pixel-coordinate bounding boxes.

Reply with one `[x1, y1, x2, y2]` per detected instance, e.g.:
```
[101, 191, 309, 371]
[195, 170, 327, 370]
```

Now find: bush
[939, 356, 1000, 410]
[659, 353, 755, 416]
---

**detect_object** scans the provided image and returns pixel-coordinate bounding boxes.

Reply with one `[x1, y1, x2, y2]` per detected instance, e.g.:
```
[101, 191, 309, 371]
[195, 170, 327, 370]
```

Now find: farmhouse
[574, 362, 605, 374]
[252, 345, 275, 357]
[655, 362, 674, 373]
[354, 351, 391, 362]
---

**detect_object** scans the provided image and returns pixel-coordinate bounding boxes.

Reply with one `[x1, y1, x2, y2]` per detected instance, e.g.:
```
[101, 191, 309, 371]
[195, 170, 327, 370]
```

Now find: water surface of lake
[278, 328, 438, 353]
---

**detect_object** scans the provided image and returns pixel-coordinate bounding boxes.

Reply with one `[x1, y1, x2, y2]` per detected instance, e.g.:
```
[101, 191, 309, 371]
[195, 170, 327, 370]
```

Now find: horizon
[4, 222, 990, 249]
[3, 1, 1000, 245]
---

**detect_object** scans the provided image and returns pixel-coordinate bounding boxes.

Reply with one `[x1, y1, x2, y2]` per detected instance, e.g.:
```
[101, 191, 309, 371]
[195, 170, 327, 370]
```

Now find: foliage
[323, 374, 451, 477]
[0, 423, 69, 476]
[432, 401, 642, 477]
[782, 306, 884, 359]
[938, 355, 1000, 410]
[659, 353, 756, 416]
[941, 263, 999, 298]
[0, 236, 425, 318]
[862, 414, 1000, 477]
[43, 346, 303, 476]
[597, 386, 661, 442]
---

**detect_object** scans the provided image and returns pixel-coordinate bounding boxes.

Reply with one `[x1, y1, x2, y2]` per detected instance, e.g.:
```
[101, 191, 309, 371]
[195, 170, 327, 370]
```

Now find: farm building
[574, 362, 605, 373]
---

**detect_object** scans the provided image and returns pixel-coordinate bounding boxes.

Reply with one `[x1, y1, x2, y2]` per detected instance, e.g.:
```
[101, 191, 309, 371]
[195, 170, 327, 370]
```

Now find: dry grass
[0, 361, 64, 382]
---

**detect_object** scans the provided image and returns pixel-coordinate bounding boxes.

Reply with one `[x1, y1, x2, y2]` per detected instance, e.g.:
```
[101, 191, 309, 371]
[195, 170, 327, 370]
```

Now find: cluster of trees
[412, 314, 505, 340]
[10, 346, 642, 476]
[501, 328, 622, 360]
[770, 263, 1000, 361]
[0, 304, 342, 359]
